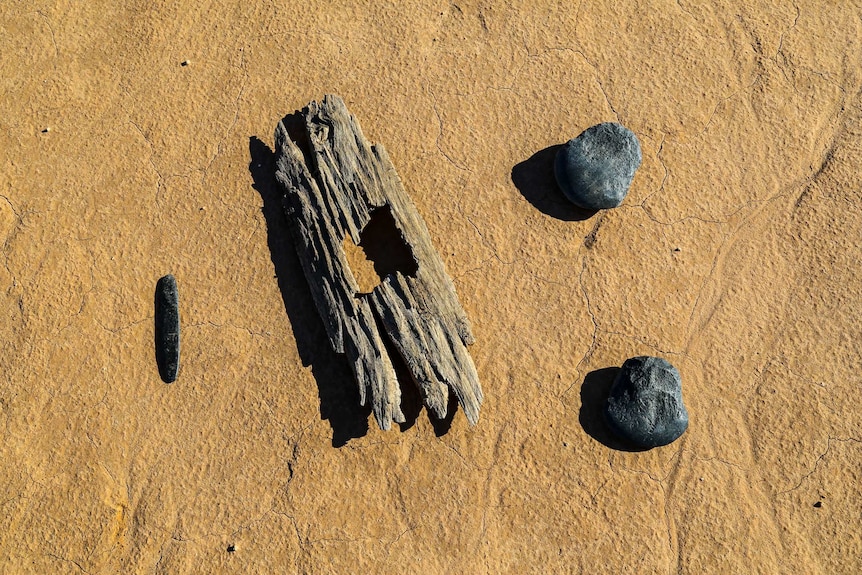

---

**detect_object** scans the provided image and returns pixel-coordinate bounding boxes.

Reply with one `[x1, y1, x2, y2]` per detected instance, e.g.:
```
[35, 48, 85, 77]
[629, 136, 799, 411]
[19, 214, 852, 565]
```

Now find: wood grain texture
[273, 95, 482, 430]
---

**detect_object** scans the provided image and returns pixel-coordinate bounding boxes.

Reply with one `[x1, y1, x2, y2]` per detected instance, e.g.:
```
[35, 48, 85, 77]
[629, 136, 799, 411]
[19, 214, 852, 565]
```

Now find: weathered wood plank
[273, 95, 482, 429]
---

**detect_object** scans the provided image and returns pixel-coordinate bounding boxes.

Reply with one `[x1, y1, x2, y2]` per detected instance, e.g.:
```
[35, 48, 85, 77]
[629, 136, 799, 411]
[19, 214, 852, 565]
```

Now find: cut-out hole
[343, 206, 418, 295]
[343, 234, 378, 294]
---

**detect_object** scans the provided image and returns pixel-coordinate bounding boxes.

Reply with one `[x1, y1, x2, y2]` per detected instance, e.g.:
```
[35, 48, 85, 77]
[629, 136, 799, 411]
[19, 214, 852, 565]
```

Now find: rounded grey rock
[604, 356, 688, 448]
[554, 122, 642, 210]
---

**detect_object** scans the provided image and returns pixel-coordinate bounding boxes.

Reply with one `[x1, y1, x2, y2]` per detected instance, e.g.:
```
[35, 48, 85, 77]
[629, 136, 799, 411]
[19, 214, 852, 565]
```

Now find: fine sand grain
[2, 2, 861, 573]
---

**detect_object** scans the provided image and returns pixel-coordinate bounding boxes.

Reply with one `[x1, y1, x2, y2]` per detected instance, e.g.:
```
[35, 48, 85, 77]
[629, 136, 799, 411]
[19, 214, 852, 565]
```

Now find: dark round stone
[604, 356, 688, 448]
[554, 123, 642, 210]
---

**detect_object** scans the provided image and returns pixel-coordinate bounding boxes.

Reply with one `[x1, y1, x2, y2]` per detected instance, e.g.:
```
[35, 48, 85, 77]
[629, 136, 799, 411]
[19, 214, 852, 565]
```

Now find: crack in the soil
[430, 93, 474, 173]
[128, 121, 166, 205]
[186, 320, 272, 338]
[778, 436, 862, 495]
[35, 10, 59, 60]
[201, 46, 249, 207]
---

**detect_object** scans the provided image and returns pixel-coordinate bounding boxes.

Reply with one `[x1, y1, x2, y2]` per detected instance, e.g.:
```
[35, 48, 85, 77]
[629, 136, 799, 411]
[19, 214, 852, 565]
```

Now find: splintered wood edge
[274, 94, 482, 429]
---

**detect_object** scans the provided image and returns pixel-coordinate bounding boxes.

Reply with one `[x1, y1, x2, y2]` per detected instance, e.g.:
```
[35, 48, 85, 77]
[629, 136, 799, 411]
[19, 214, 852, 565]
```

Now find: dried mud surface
[2, 1, 861, 573]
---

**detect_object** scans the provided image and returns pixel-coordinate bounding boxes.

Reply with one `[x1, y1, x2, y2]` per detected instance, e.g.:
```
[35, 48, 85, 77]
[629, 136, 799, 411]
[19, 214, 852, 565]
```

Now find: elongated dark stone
[154, 274, 180, 383]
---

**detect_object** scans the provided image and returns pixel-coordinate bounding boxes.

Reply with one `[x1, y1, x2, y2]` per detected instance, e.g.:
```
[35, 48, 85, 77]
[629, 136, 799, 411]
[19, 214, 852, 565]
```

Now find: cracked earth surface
[2, 1, 861, 573]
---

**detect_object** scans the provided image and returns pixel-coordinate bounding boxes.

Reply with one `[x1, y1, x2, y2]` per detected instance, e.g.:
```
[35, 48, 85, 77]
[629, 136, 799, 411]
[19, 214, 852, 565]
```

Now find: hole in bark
[343, 206, 418, 295]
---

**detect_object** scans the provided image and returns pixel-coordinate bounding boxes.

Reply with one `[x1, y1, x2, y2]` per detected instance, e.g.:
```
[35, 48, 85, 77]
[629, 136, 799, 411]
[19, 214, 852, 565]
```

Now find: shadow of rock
[579, 367, 649, 452]
[248, 135, 370, 447]
[512, 145, 598, 221]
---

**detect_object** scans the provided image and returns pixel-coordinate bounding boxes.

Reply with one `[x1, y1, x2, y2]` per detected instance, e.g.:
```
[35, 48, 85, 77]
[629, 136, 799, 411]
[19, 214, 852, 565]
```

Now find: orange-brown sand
[2, 1, 861, 572]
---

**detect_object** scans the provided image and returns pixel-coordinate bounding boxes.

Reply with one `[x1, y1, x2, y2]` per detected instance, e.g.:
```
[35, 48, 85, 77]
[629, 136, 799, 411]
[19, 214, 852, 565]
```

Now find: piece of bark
[274, 95, 482, 430]
[155, 274, 180, 383]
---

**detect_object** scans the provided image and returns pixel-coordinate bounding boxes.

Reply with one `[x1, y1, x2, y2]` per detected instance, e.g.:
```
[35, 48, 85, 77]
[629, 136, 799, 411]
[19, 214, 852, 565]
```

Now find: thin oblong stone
[154, 274, 180, 383]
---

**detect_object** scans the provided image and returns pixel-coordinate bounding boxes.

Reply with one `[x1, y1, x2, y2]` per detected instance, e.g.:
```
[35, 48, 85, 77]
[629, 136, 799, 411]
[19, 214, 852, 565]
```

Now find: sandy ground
[2, 1, 861, 573]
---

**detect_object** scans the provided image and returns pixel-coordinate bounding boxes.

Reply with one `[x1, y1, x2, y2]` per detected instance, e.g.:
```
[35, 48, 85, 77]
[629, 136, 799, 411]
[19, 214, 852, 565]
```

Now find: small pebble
[604, 356, 689, 448]
[554, 122, 642, 210]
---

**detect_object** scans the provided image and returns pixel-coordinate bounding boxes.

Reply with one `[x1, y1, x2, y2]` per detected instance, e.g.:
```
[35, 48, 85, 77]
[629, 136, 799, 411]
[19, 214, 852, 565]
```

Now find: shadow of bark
[248, 135, 370, 447]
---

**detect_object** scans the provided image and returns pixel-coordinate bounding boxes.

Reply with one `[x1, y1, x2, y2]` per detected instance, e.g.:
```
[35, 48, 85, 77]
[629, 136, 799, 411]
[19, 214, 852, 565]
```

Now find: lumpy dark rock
[604, 356, 688, 448]
[554, 122, 642, 210]
[155, 274, 180, 383]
